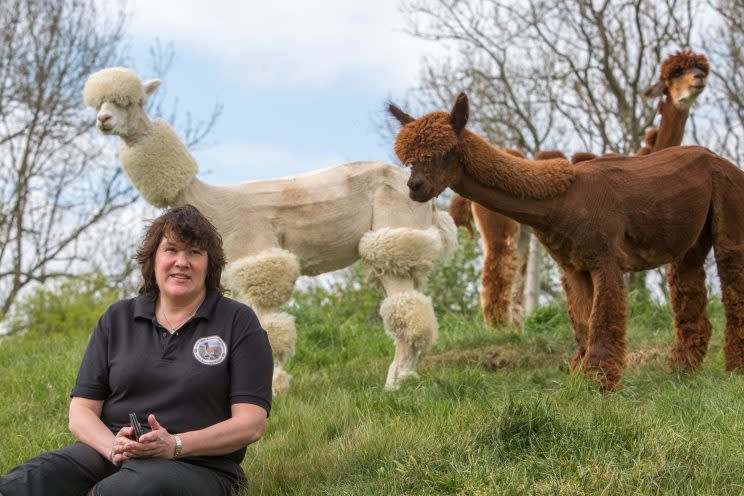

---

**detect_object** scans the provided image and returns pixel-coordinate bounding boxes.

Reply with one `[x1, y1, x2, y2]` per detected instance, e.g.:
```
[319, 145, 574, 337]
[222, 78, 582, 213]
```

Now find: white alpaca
[84, 67, 457, 391]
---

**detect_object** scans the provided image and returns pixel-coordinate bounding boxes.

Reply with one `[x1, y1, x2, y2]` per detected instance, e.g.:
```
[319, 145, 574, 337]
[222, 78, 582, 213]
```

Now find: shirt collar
[133, 289, 221, 322]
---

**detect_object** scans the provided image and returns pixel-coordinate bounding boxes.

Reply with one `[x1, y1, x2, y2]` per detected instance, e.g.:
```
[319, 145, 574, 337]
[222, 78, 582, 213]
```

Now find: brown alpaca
[572, 50, 709, 164]
[448, 148, 525, 326]
[641, 50, 709, 152]
[388, 93, 744, 389]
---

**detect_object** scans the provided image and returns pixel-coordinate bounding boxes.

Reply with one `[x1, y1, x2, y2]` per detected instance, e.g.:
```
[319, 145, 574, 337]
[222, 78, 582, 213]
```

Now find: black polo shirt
[71, 289, 273, 479]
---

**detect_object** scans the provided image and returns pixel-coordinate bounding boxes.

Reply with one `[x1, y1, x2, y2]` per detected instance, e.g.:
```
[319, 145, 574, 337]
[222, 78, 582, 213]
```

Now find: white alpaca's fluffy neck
[119, 119, 198, 208]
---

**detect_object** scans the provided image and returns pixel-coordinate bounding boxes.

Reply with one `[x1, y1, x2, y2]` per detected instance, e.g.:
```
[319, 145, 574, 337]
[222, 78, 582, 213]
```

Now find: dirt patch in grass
[422, 345, 563, 372]
[625, 346, 664, 367]
[423, 344, 664, 373]
[423, 346, 514, 371]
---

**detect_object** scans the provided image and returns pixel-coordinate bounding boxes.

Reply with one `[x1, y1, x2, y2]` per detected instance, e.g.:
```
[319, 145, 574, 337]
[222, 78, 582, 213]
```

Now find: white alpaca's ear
[142, 79, 162, 97]
[642, 81, 666, 99]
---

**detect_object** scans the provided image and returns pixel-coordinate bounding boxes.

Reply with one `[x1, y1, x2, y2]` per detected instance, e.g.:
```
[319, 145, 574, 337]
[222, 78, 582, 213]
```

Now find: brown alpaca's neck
[457, 130, 575, 198]
[452, 173, 556, 228]
[651, 99, 690, 152]
[451, 130, 575, 228]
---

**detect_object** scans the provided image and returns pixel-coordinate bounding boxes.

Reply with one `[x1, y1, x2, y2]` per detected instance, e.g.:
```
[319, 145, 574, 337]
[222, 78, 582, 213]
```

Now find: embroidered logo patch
[193, 336, 227, 365]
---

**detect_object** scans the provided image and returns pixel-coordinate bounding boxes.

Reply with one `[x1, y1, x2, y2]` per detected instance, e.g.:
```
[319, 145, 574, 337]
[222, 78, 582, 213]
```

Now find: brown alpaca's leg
[667, 234, 713, 372]
[584, 266, 627, 390]
[561, 270, 593, 373]
[472, 204, 519, 326]
[714, 249, 744, 371]
[710, 188, 744, 371]
[510, 225, 530, 325]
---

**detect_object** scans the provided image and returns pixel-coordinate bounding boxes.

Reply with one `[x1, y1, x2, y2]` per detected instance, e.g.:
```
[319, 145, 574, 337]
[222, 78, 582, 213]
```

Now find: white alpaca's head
[83, 67, 161, 138]
[82, 67, 198, 208]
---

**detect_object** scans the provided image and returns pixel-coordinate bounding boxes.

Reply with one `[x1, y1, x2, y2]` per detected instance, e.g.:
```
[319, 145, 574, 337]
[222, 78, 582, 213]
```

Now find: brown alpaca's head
[643, 50, 709, 110]
[388, 93, 469, 202]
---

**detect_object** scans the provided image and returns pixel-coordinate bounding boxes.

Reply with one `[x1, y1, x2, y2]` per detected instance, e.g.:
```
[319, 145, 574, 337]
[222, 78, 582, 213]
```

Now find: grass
[2, 287, 744, 495]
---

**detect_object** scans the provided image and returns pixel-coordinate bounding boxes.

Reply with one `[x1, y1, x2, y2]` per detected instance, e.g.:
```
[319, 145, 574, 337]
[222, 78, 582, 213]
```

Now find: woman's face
[154, 234, 208, 303]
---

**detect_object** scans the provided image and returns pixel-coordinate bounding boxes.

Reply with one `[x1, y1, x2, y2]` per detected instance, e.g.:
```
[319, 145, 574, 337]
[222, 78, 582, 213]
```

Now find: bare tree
[0, 0, 135, 315]
[699, 0, 744, 165]
[0, 0, 221, 316]
[398, 0, 701, 303]
[401, 0, 698, 154]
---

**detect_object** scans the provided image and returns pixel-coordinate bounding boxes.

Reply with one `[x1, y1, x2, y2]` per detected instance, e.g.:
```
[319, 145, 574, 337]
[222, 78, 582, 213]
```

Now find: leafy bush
[290, 225, 483, 321]
[627, 288, 673, 331]
[5, 271, 119, 337]
[426, 227, 482, 316]
[524, 301, 570, 334]
[290, 264, 381, 326]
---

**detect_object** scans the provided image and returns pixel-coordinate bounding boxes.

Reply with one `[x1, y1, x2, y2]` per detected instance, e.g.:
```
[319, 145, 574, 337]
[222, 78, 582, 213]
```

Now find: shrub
[426, 227, 482, 316]
[5, 271, 119, 337]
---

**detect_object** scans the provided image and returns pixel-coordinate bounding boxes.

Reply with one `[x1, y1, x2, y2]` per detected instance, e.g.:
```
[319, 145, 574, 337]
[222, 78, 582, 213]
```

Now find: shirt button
[162, 332, 167, 337]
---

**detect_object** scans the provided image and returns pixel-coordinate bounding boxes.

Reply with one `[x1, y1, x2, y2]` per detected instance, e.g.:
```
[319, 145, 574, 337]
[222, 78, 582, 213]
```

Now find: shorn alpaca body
[389, 93, 744, 389]
[84, 67, 457, 391]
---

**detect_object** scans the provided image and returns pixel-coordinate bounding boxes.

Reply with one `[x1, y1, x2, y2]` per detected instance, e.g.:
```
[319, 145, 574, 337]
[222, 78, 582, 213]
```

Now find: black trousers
[0, 442, 239, 496]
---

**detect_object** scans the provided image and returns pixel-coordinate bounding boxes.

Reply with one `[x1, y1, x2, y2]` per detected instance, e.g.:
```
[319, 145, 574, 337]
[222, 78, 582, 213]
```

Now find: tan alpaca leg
[584, 266, 627, 390]
[472, 203, 519, 326]
[666, 233, 713, 372]
[561, 270, 593, 373]
[359, 227, 443, 389]
[359, 226, 444, 289]
[379, 275, 438, 390]
[223, 248, 300, 393]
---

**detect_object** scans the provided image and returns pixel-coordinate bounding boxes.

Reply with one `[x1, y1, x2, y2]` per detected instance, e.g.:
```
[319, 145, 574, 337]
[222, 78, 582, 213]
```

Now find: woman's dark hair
[136, 205, 226, 295]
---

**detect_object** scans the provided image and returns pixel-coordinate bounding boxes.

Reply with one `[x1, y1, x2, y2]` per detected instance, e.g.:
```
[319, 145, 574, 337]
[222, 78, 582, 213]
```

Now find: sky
[124, 0, 436, 185]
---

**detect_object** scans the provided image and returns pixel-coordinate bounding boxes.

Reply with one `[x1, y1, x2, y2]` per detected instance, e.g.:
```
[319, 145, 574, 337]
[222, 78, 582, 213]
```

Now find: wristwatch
[172, 435, 183, 459]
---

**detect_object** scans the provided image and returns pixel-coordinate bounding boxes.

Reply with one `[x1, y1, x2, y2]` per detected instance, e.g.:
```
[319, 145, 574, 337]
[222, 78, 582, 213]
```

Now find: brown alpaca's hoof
[666, 348, 703, 373]
[724, 333, 744, 371]
[584, 367, 623, 391]
[583, 353, 622, 391]
[569, 349, 585, 374]
[724, 357, 744, 372]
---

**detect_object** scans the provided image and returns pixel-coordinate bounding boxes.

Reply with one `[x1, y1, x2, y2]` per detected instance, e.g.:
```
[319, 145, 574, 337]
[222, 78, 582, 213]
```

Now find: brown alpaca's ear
[642, 81, 666, 99]
[450, 92, 469, 134]
[387, 103, 415, 126]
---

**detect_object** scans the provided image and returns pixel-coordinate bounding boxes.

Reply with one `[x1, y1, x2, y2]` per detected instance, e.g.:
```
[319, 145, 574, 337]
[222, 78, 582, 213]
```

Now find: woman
[0, 205, 273, 495]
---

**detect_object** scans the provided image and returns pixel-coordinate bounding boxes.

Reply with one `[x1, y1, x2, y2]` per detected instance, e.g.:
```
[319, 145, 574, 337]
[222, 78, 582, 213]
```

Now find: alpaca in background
[572, 49, 708, 164]
[448, 149, 566, 327]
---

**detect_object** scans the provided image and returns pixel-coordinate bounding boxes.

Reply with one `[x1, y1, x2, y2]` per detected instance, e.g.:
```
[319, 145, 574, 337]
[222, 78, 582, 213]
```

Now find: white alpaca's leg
[379, 276, 438, 389]
[359, 228, 443, 389]
[223, 248, 300, 394]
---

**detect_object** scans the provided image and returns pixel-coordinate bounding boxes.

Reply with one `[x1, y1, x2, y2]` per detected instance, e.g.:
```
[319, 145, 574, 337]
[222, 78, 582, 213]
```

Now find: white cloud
[193, 142, 348, 183]
[128, 0, 431, 90]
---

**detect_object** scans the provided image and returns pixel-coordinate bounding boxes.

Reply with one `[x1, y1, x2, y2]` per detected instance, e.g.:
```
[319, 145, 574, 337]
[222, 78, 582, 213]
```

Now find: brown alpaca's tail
[571, 151, 597, 164]
[448, 194, 474, 239]
[535, 150, 567, 161]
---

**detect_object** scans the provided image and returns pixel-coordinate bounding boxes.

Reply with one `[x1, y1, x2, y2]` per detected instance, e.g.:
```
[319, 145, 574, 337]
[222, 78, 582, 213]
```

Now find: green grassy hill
[2, 273, 744, 495]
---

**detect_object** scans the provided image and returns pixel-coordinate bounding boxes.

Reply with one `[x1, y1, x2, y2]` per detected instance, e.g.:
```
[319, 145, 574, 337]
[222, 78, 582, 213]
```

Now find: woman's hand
[118, 414, 177, 460]
[110, 425, 136, 466]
